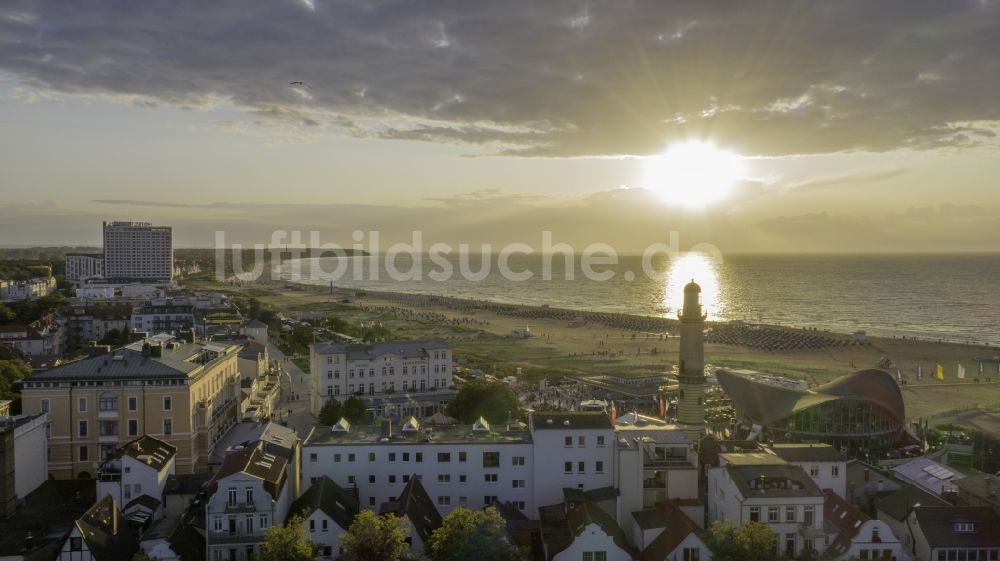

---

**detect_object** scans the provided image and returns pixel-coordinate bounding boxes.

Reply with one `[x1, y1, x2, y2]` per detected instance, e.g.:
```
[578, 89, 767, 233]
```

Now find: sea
[274, 253, 1000, 346]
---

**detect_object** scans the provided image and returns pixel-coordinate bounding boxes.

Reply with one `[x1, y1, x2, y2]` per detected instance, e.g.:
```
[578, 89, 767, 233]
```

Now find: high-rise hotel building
[102, 221, 173, 281]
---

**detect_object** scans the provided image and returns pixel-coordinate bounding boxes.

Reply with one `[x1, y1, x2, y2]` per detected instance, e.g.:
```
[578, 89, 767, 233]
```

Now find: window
[348, 453, 356, 462]
[163, 396, 172, 411]
[459, 451, 467, 462]
[99, 420, 118, 436]
[683, 548, 700, 561]
[40, 399, 49, 413]
[804, 506, 815, 527]
[438, 452, 451, 462]
[831, 465, 840, 478]
[78, 397, 87, 412]
[578, 461, 585, 473]
[564, 462, 572, 473]
[459, 475, 467, 483]
[369, 475, 376, 484]
[512, 479, 525, 488]
[79, 420, 88, 437]
[953, 522, 975, 533]
[438, 474, 451, 483]
[596, 461, 604, 473]
[583, 553, 607, 561]
[564, 436, 573, 447]
[79, 445, 89, 461]
[128, 419, 138, 436]
[348, 475, 356, 484]
[124, 484, 132, 500]
[512, 456, 525, 466]
[228, 488, 238, 505]
[245, 487, 254, 504]
[785, 506, 796, 523]
[437, 496, 451, 506]
[749, 507, 761, 522]
[415, 452, 423, 463]
[214, 517, 224, 532]
[389, 452, 396, 462]
[809, 465, 819, 477]
[768, 506, 779, 523]
[402, 453, 409, 462]
[163, 418, 172, 435]
[578, 436, 585, 447]
[389, 475, 397, 483]
[309, 519, 316, 531]
[484, 473, 498, 483]
[369, 452, 376, 462]
[369, 497, 376, 506]
[334, 454, 342, 462]
[483, 495, 497, 505]
[596, 435, 605, 447]
[310, 453, 318, 462]
[483, 452, 500, 468]
[321, 519, 328, 531]
[99, 392, 118, 412]
[70, 537, 82, 551]
[785, 534, 795, 557]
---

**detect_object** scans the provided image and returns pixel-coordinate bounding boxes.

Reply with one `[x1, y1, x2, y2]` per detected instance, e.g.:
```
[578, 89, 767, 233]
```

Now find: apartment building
[309, 340, 454, 417]
[21, 333, 241, 478]
[205, 423, 300, 561]
[131, 299, 196, 334]
[707, 452, 826, 558]
[66, 253, 105, 284]
[0, 412, 49, 517]
[103, 221, 173, 281]
[0, 276, 57, 302]
[96, 435, 176, 524]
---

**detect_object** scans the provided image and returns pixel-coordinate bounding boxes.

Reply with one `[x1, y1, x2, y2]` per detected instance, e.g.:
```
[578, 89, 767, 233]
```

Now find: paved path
[268, 343, 318, 439]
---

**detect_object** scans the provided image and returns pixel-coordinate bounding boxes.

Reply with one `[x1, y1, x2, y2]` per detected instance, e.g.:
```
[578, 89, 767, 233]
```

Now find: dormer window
[953, 522, 975, 533]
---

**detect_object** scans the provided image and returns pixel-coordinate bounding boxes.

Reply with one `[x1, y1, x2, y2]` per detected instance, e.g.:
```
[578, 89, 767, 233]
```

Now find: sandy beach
[197, 278, 1000, 431]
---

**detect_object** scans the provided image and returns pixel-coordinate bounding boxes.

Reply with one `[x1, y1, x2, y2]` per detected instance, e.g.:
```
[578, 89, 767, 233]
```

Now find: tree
[259, 513, 313, 561]
[319, 397, 345, 426]
[343, 395, 369, 424]
[446, 380, 522, 424]
[339, 511, 414, 561]
[705, 520, 778, 561]
[0, 360, 31, 401]
[428, 507, 523, 561]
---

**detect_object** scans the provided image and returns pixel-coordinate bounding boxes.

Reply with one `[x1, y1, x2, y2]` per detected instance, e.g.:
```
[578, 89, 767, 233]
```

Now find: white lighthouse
[677, 280, 707, 442]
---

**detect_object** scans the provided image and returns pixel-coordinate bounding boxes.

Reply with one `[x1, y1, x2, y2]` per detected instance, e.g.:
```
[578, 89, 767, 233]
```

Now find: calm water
[276, 253, 1000, 345]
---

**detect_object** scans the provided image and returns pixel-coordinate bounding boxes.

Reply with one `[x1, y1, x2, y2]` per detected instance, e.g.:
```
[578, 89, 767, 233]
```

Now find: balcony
[224, 502, 257, 513]
[206, 530, 264, 544]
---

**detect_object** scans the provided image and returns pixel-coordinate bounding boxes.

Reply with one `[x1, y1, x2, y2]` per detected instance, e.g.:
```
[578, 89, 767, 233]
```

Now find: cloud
[783, 168, 911, 193]
[1, 1, 999, 157]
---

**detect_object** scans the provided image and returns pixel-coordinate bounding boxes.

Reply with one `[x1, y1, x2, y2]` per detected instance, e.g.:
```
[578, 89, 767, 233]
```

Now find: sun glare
[644, 141, 745, 208]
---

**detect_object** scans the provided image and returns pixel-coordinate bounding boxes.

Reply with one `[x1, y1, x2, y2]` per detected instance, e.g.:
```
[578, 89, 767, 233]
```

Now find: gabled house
[380, 475, 443, 559]
[97, 435, 176, 525]
[906, 506, 1000, 561]
[205, 440, 293, 561]
[289, 475, 360, 560]
[823, 490, 908, 561]
[634, 503, 710, 561]
[538, 488, 635, 561]
[58, 495, 139, 561]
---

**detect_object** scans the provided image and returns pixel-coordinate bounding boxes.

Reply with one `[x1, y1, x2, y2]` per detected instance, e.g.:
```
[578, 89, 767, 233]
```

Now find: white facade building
[289, 475, 360, 560]
[0, 276, 56, 302]
[102, 221, 173, 281]
[770, 443, 848, 500]
[707, 452, 826, 559]
[96, 435, 176, 524]
[309, 340, 453, 416]
[0, 412, 49, 516]
[66, 253, 105, 284]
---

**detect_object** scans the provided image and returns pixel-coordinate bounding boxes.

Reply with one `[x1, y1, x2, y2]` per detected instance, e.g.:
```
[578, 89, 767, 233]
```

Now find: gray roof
[726, 462, 823, 498]
[289, 476, 359, 531]
[26, 336, 238, 382]
[875, 482, 949, 521]
[242, 320, 268, 329]
[74, 495, 139, 561]
[380, 476, 442, 544]
[532, 411, 613, 431]
[312, 339, 449, 360]
[716, 368, 905, 425]
[914, 506, 1000, 548]
[770, 443, 844, 463]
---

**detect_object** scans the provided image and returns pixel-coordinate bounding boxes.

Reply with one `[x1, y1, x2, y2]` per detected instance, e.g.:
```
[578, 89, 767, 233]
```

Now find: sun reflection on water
[664, 252, 722, 320]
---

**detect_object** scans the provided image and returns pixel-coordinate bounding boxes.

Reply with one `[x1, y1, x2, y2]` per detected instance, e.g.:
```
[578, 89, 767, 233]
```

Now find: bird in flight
[289, 81, 311, 89]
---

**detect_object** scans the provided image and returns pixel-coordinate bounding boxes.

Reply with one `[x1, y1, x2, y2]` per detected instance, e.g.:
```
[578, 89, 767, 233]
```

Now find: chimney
[149, 343, 162, 358]
[142, 342, 151, 357]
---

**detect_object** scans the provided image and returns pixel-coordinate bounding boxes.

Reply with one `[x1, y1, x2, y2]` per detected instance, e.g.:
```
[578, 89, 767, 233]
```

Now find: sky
[1, 0, 999, 252]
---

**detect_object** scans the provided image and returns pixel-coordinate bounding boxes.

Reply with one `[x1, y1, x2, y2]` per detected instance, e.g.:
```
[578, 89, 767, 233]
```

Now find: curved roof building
[716, 368, 906, 451]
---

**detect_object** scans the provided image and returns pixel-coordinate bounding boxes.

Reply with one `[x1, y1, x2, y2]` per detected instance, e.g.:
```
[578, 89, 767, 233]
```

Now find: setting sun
[643, 141, 745, 208]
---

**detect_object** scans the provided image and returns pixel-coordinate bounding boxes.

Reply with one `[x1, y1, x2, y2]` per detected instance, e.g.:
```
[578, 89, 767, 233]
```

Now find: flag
[658, 393, 666, 418]
[980, 361, 984, 375]
[610, 400, 617, 424]
[936, 364, 945, 381]
[896, 368, 902, 382]
[917, 366, 923, 381]
[958, 363, 965, 379]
